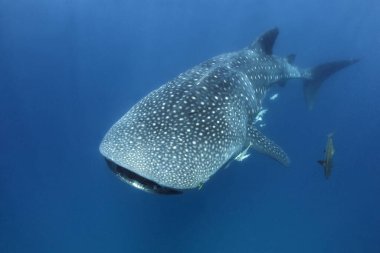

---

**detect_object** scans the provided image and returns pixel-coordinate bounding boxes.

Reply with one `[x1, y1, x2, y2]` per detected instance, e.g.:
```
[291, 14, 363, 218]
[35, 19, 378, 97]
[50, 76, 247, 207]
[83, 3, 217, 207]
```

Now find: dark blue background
[1, 0, 379, 252]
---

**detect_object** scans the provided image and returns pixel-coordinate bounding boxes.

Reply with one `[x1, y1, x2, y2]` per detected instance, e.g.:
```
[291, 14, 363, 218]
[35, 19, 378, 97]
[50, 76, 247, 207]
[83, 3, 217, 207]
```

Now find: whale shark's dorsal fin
[249, 27, 279, 55]
[247, 125, 290, 166]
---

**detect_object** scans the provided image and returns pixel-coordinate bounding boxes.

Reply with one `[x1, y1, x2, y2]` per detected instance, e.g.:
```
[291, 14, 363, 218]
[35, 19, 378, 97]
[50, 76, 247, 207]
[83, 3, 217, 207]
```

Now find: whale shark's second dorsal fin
[286, 54, 296, 64]
[249, 27, 279, 55]
[247, 125, 290, 166]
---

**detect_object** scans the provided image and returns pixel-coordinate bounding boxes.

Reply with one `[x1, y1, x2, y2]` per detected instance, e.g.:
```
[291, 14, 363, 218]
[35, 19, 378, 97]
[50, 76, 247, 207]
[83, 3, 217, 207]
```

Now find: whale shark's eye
[104, 159, 182, 195]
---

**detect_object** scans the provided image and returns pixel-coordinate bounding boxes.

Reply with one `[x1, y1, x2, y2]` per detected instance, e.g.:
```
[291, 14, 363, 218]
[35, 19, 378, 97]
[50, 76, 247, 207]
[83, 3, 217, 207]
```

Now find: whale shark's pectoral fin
[248, 126, 290, 166]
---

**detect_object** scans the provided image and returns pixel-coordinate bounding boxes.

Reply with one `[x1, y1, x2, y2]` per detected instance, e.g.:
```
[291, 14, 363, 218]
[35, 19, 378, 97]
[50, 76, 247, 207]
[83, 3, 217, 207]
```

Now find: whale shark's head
[99, 86, 243, 193]
[99, 66, 247, 194]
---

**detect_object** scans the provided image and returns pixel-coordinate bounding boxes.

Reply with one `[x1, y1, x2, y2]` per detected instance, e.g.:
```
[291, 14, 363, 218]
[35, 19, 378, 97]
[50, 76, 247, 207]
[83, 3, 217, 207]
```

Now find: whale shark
[100, 28, 357, 194]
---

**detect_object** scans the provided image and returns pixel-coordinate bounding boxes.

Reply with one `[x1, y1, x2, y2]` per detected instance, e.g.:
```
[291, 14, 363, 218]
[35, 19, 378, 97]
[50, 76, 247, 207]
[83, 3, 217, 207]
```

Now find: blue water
[1, 0, 379, 252]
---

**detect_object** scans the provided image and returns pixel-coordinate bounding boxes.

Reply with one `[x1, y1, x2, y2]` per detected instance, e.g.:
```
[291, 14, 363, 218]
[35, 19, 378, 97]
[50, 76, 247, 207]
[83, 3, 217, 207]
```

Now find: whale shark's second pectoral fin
[248, 125, 290, 166]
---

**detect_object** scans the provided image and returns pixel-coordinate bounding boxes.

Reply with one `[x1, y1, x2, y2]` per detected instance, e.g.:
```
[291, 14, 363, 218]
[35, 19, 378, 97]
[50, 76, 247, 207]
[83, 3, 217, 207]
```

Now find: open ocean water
[1, 0, 379, 252]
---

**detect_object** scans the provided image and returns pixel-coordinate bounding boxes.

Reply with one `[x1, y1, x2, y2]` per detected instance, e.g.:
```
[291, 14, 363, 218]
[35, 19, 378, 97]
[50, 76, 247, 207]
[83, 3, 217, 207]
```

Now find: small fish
[318, 133, 335, 179]
[269, 93, 279, 100]
[253, 109, 268, 123]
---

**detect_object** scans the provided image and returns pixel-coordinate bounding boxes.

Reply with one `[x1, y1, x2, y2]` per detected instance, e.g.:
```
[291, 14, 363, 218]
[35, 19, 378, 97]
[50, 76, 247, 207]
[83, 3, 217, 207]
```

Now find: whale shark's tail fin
[304, 59, 359, 109]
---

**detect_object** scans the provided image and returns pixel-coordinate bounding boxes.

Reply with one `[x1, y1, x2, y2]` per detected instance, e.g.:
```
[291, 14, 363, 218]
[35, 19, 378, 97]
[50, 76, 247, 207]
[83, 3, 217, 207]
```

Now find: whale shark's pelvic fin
[304, 59, 359, 109]
[249, 27, 279, 55]
[248, 125, 290, 166]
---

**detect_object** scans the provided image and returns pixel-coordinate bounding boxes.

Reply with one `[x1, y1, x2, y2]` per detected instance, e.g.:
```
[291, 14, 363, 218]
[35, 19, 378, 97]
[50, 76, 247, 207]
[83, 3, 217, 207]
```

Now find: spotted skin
[100, 28, 356, 191]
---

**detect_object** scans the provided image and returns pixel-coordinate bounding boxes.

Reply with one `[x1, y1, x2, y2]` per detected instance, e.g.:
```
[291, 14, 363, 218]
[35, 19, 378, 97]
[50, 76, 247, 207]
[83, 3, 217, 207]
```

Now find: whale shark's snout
[104, 159, 182, 195]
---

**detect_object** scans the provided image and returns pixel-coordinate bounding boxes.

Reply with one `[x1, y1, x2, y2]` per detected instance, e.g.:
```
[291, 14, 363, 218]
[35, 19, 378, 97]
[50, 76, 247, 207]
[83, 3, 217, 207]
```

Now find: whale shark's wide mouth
[104, 158, 182, 195]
